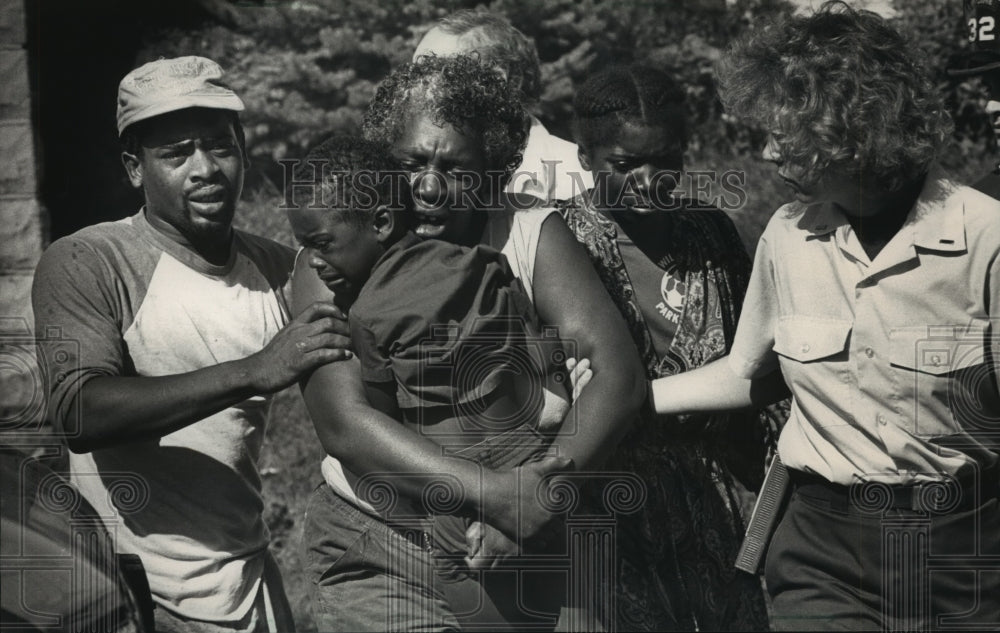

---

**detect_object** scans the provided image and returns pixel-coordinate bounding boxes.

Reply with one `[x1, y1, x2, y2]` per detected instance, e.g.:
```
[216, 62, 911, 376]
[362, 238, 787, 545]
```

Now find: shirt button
[865, 347, 875, 358]
[801, 343, 811, 354]
[877, 414, 887, 425]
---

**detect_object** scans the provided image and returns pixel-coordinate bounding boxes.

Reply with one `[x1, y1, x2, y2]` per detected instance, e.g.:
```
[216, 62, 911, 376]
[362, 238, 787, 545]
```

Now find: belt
[391, 523, 434, 553]
[789, 464, 999, 513]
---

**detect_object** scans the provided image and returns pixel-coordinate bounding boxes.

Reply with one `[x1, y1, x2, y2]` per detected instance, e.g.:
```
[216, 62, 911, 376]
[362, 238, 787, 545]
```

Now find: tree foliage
[139, 0, 995, 192]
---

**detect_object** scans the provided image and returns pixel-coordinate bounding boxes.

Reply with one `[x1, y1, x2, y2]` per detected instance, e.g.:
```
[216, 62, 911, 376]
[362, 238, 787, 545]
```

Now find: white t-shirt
[32, 210, 293, 620]
[506, 117, 594, 203]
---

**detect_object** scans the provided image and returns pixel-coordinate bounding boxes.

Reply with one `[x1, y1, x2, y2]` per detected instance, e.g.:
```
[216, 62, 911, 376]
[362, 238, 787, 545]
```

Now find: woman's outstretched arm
[649, 356, 790, 415]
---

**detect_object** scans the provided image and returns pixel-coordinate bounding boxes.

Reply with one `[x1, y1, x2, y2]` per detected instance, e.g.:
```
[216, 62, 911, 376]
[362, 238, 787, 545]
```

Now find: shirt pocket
[774, 316, 854, 427]
[888, 321, 997, 437]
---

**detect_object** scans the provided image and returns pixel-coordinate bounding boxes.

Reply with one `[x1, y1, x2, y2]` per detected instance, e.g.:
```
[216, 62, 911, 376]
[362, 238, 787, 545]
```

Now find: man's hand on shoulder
[245, 301, 353, 393]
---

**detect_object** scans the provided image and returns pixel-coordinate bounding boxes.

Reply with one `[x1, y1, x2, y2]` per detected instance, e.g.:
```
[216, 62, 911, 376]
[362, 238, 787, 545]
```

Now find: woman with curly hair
[295, 54, 646, 631]
[411, 8, 593, 203]
[558, 62, 778, 631]
[650, 2, 1000, 630]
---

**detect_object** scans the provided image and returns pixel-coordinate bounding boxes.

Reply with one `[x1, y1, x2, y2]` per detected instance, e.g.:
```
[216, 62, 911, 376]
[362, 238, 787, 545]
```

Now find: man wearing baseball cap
[950, 0, 1000, 198]
[32, 56, 351, 632]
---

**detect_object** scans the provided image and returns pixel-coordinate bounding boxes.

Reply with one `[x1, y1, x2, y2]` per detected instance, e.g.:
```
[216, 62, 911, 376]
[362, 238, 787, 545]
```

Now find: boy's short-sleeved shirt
[321, 207, 559, 513]
[31, 210, 293, 620]
[729, 173, 1000, 485]
[349, 232, 540, 412]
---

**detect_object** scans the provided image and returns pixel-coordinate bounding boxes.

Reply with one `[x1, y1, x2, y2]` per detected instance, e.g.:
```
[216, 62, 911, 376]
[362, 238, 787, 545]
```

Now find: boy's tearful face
[288, 205, 382, 301]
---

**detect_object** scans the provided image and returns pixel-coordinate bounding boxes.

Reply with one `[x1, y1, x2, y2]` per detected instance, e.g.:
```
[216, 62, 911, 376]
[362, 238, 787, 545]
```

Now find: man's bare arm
[66, 302, 351, 453]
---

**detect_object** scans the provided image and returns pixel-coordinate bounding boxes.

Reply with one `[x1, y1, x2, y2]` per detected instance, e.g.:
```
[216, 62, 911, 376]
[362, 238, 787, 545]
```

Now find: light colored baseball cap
[116, 56, 245, 136]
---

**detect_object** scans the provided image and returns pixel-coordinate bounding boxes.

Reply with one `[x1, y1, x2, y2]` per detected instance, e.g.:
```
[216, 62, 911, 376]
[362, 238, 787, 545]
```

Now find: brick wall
[0, 0, 48, 435]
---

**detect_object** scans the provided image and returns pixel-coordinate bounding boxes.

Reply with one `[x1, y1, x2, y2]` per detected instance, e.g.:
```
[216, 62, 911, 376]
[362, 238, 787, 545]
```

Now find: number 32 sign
[971, 15, 997, 42]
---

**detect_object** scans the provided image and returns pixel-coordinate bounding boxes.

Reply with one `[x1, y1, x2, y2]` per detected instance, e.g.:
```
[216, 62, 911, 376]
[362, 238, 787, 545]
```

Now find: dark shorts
[302, 482, 564, 632]
[765, 473, 1000, 631]
[424, 427, 553, 562]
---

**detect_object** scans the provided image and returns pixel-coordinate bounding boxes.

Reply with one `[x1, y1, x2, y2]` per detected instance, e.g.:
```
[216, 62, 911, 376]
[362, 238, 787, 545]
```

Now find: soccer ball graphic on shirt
[660, 272, 686, 313]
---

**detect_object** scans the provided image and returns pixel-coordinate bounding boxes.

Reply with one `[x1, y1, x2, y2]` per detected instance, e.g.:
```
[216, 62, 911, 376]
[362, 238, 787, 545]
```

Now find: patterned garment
[559, 194, 781, 632]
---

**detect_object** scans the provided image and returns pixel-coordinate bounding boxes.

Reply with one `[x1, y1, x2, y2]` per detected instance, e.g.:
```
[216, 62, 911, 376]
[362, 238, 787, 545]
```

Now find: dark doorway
[26, 0, 221, 241]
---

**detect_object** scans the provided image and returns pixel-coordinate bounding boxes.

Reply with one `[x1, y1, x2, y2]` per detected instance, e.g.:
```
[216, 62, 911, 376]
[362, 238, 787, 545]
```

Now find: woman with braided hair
[558, 63, 779, 631]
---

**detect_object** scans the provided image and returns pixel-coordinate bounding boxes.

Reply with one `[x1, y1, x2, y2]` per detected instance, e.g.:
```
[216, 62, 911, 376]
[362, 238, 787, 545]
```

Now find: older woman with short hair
[412, 8, 593, 203]
[295, 54, 646, 631]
